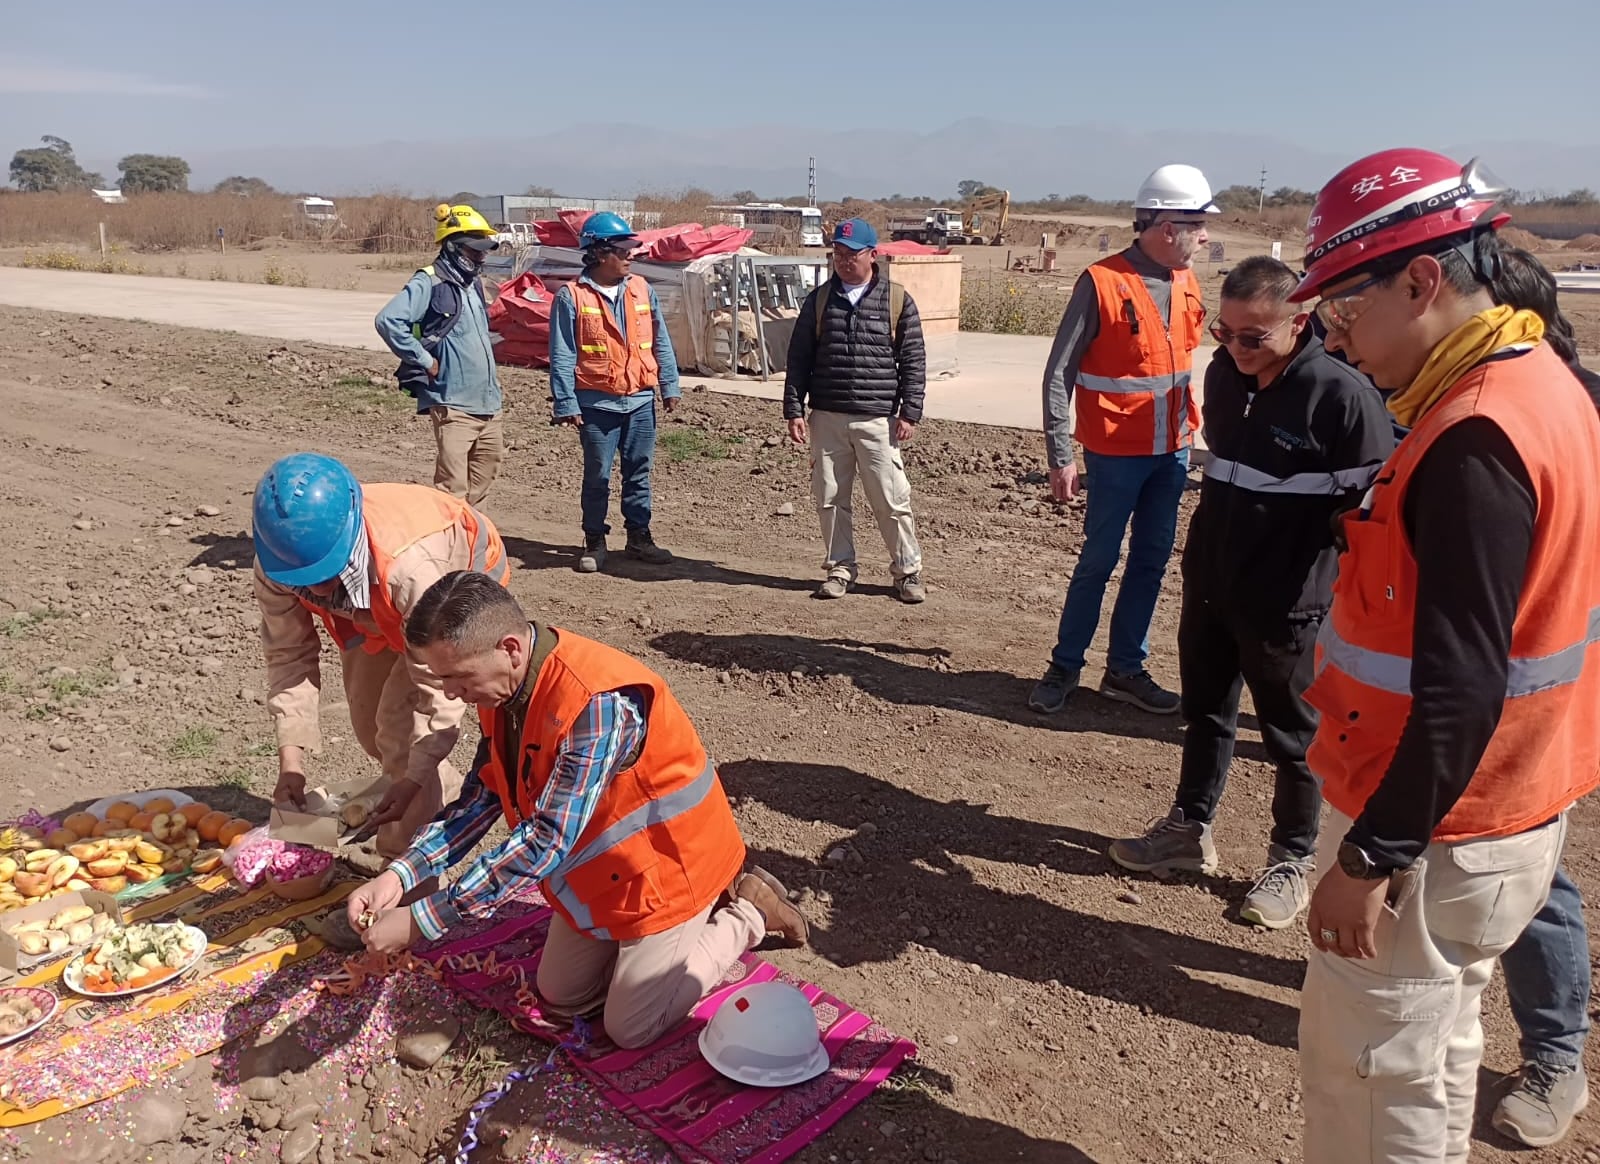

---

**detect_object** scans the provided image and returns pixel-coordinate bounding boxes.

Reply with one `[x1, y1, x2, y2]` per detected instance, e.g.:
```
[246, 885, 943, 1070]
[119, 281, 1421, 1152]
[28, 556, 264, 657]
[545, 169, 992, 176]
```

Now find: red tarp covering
[530, 211, 753, 260]
[875, 239, 950, 256]
[487, 272, 554, 368]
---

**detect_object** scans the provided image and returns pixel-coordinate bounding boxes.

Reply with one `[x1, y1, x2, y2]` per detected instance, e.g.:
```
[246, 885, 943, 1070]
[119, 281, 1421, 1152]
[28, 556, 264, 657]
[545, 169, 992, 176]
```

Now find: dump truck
[888, 191, 1011, 246]
[888, 208, 966, 246]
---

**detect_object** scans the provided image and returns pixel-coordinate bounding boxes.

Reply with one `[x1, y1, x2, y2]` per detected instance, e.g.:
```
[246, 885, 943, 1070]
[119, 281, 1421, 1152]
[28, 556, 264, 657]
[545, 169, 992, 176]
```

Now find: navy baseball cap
[832, 218, 878, 251]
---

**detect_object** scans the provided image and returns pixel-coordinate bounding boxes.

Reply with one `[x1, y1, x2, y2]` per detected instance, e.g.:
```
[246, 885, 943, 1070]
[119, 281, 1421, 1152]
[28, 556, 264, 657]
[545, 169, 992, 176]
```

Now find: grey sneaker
[1028, 663, 1080, 714]
[1494, 1061, 1590, 1147]
[1099, 668, 1180, 714]
[577, 534, 607, 573]
[815, 575, 850, 600]
[1240, 849, 1314, 929]
[625, 528, 673, 564]
[1108, 808, 1218, 875]
[894, 573, 927, 604]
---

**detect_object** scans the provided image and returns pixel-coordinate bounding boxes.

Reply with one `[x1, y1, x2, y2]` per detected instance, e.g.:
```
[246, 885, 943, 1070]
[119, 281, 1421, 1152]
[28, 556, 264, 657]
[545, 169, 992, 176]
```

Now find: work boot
[625, 528, 673, 564]
[731, 865, 809, 948]
[894, 573, 927, 604]
[1107, 808, 1219, 875]
[1494, 1061, 1590, 1147]
[1028, 663, 1080, 714]
[1239, 847, 1314, 929]
[1099, 668, 1181, 714]
[316, 907, 366, 952]
[577, 534, 607, 573]
[814, 574, 850, 600]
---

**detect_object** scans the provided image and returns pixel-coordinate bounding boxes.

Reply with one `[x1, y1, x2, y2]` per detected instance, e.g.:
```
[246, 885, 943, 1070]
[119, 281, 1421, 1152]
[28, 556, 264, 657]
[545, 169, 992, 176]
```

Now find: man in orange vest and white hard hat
[347, 570, 808, 1050]
[549, 212, 681, 574]
[1289, 148, 1600, 1162]
[253, 454, 510, 941]
[1030, 164, 1215, 717]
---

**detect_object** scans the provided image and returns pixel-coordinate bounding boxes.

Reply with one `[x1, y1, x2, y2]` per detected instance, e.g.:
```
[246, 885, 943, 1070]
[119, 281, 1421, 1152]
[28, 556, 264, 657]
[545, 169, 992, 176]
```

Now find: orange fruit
[127, 811, 156, 832]
[64, 812, 100, 837]
[197, 811, 230, 842]
[178, 802, 211, 826]
[92, 819, 120, 837]
[46, 828, 78, 849]
[218, 819, 254, 847]
[143, 797, 176, 815]
[103, 801, 139, 823]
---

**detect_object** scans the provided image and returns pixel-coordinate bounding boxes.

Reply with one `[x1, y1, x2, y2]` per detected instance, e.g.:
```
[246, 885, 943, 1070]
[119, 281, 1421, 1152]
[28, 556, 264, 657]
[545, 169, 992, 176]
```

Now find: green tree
[118, 154, 190, 194]
[523, 184, 556, 197]
[727, 189, 759, 203]
[957, 179, 998, 201]
[214, 175, 274, 197]
[8, 135, 99, 192]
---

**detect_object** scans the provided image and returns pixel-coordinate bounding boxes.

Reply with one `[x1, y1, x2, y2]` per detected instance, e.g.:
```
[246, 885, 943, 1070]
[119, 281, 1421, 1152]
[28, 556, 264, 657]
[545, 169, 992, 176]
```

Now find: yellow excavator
[962, 189, 1010, 246]
[886, 189, 1011, 247]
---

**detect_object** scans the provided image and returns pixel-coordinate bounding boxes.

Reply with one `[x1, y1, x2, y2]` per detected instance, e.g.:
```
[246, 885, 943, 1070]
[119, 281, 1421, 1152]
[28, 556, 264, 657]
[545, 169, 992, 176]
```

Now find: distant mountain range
[88, 120, 1600, 202]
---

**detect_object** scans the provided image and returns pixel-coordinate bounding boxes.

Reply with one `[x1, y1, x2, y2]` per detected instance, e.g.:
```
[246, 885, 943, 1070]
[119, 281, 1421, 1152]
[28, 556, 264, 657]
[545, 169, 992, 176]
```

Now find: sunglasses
[1314, 271, 1391, 333]
[1209, 316, 1295, 350]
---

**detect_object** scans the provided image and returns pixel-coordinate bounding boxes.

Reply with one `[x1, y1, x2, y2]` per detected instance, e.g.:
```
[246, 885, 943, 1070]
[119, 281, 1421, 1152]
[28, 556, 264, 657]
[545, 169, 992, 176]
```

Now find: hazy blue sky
[4, 0, 1597, 194]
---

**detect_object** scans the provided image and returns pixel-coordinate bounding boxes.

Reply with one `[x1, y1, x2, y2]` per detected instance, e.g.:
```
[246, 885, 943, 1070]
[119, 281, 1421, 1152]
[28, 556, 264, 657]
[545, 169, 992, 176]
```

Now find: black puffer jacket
[783, 271, 926, 422]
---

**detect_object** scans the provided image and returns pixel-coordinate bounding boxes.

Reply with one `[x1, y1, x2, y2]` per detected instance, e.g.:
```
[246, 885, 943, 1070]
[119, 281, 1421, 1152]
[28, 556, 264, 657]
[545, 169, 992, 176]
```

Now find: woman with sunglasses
[1108, 255, 1391, 934]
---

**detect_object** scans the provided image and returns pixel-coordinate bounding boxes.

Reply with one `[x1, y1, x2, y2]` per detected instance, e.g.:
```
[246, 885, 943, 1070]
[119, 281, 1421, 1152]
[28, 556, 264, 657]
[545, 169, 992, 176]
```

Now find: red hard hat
[1290, 148, 1511, 302]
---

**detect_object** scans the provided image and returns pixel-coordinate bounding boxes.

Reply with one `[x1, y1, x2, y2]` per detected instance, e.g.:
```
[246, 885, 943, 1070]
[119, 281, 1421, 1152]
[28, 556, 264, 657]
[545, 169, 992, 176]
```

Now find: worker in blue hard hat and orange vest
[251, 452, 511, 946]
[547, 212, 682, 574]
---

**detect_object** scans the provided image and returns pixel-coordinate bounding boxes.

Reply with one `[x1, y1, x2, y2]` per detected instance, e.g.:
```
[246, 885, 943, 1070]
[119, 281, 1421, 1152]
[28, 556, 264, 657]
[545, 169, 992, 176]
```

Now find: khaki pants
[430, 407, 505, 505]
[340, 646, 464, 858]
[1300, 807, 1566, 1164]
[535, 900, 765, 1050]
[809, 410, 921, 580]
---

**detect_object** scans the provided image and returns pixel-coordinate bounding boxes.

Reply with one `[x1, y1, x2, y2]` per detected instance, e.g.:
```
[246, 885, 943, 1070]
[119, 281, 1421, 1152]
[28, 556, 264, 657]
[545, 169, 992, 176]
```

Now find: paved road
[0, 266, 1215, 435]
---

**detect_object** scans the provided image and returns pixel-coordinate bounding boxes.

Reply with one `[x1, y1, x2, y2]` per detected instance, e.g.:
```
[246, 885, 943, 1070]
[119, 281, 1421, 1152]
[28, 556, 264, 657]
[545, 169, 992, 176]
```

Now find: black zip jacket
[1181, 334, 1393, 628]
[783, 270, 926, 423]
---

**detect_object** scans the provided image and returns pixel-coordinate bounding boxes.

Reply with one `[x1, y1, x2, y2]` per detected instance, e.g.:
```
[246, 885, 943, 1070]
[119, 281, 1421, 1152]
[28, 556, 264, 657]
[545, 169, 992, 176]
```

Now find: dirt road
[0, 305, 1595, 1164]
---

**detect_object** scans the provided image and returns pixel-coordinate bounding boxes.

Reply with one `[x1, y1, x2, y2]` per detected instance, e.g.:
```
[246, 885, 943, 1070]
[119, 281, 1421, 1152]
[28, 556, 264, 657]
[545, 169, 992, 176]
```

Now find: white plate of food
[0, 986, 59, 1047]
[83, 789, 195, 819]
[62, 922, 208, 998]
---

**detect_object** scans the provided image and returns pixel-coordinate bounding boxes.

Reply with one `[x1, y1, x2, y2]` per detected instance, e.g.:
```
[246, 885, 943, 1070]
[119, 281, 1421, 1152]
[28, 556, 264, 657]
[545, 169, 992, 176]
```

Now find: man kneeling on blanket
[346, 570, 809, 1049]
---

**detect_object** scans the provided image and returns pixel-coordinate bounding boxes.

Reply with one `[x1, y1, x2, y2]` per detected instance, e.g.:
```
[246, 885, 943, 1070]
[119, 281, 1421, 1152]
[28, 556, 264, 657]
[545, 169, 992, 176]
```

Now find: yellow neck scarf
[1387, 305, 1545, 428]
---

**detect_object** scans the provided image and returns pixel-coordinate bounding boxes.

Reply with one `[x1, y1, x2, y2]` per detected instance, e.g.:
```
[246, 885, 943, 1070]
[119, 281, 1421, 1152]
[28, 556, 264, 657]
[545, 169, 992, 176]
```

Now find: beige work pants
[340, 645, 464, 858]
[431, 407, 505, 506]
[1300, 807, 1566, 1164]
[535, 900, 765, 1050]
[808, 410, 922, 581]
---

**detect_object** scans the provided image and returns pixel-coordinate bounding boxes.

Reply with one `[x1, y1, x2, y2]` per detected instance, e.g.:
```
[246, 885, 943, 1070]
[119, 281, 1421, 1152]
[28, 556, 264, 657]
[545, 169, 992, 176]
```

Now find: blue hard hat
[580, 211, 637, 247]
[251, 453, 363, 587]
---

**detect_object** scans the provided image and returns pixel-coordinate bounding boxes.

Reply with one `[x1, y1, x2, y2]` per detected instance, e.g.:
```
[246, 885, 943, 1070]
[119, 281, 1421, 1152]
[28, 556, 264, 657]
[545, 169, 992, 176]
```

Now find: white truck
[494, 222, 538, 248]
[888, 208, 966, 246]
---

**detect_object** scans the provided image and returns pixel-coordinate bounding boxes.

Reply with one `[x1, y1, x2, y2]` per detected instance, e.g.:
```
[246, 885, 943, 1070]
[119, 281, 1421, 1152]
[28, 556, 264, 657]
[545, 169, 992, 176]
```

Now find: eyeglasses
[1314, 271, 1390, 333]
[1209, 316, 1294, 350]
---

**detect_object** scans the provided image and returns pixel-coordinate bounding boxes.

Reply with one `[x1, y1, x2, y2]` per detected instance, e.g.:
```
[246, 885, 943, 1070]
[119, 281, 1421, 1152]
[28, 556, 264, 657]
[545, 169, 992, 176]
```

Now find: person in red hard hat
[1290, 148, 1600, 1162]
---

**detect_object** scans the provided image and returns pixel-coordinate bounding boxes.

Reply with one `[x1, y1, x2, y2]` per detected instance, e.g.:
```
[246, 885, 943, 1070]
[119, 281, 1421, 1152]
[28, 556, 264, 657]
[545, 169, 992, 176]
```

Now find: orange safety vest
[301, 483, 509, 655]
[1074, 253, 1205, 456]
[477, 630, 746, 941]
[570, 275, 659, 395]
[1308, 344, 1600, 841]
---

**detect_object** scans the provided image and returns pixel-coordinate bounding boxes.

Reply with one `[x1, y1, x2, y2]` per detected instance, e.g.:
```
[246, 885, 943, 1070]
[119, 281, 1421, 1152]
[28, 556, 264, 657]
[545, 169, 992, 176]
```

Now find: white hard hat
[1134, 164, 1221, 214]
[698, 981, 831, 1087]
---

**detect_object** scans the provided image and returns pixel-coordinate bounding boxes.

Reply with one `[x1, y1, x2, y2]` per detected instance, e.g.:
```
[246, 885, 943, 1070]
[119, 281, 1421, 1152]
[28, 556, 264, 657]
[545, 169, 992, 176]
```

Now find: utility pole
[808, 156, 816, 207]
[1257, 165, 1268, 215]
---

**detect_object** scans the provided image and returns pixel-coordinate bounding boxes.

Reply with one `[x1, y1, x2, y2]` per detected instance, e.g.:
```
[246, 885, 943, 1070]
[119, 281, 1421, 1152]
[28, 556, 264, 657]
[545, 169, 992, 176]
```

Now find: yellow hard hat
[433, 203, 496, 245]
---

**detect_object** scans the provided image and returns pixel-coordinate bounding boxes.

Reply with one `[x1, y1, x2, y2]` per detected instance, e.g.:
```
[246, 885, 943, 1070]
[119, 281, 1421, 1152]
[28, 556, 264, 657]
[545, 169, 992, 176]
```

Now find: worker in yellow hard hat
[376, 204, 506, 505]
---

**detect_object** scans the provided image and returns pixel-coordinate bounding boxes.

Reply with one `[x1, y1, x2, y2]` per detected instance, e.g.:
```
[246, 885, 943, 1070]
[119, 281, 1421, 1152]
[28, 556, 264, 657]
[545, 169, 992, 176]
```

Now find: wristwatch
[1337, 840, 1392, 880]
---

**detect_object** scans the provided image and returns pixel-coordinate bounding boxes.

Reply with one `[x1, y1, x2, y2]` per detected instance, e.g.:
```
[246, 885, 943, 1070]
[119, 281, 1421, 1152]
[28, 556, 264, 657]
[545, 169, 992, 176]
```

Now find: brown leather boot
[731, 866, 809, 948]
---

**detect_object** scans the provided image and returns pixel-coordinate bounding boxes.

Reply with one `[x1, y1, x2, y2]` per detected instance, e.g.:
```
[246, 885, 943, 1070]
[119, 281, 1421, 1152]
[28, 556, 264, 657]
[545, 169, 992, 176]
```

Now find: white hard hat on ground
[699, 981, 831, 1087]
[1134, 164, 1221, 214]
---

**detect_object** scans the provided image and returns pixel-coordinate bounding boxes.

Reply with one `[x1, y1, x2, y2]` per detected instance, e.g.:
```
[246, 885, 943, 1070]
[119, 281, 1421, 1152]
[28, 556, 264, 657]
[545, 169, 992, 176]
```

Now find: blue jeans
[1502, 863, 1591, 1066]
[578, 400, 656, 536]
[1050, 448, 1188, 675]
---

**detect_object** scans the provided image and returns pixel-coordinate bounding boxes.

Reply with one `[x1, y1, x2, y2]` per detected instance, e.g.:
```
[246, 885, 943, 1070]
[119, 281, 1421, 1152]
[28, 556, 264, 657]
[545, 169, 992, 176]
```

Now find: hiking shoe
[577, 535, 607, 573]
[625, 528, 673, 564]
[814, 575, 850, 600]
[1494, 1061, 1590, 1147]
[1028, 663, 1080, 714]
[1240, 848, 1314, 929]
[1108, 808, 1218, 875]
[894, 573, 927, 604]
[1099, 668, 1180, 714]
[732, 866, 809, 948]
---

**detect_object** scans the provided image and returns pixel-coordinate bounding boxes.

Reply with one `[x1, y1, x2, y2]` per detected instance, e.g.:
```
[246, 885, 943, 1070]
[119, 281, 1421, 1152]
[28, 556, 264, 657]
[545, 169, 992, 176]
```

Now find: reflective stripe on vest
[542, 758, 719, 940]
[1203, 457, 1381, 496]
[1317, 606, 1600, 699]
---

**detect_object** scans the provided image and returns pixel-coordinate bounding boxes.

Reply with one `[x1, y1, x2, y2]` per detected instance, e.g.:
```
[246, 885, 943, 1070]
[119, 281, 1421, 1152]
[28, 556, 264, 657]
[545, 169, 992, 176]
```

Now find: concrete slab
[0, 266, 1214, 440]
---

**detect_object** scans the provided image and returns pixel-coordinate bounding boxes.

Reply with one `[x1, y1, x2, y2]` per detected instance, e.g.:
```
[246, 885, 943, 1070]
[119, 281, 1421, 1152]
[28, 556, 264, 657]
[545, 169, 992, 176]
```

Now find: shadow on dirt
[723, 759, 1304, 1049]
[186, 532, 255, 572]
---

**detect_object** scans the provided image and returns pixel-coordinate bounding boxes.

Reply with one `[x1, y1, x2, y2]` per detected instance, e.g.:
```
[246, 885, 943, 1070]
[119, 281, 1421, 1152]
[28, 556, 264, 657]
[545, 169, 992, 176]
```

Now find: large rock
[395, 1014, 461, 1069]
[281, 1123, 320, 1164]
[130, 1093, 187, 1146]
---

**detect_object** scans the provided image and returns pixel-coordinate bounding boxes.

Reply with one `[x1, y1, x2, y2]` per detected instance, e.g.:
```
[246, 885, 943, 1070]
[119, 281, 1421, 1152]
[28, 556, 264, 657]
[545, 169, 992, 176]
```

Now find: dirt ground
[1, 306, 1599, 1164]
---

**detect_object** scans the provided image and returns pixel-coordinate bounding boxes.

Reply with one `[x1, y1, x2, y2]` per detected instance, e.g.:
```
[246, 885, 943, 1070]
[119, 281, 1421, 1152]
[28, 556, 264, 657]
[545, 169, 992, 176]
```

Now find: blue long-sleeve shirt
[375, 268, 503, 416]
[393, 688, 646, 939]
[549, 275, 680, 419]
